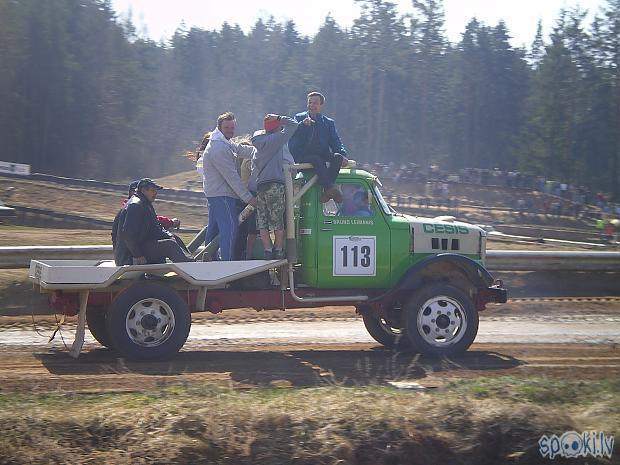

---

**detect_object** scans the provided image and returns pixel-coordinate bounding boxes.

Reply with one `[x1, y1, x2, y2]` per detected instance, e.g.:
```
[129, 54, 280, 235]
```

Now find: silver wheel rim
[416, 295, 467, 347]
[125, 298, 176, 347]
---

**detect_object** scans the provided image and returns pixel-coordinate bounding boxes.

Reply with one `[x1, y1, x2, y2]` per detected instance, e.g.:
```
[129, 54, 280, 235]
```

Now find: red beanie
[264, 118, 282, 133]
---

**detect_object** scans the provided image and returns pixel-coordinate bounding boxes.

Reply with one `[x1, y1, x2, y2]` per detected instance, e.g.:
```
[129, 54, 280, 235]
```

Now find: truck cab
[285, 164, 505, 357]
[297, 168, 487, 291]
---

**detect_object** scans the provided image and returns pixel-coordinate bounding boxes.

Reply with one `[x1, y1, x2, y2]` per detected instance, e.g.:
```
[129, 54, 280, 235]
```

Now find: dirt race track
[1, 300, 619, 393]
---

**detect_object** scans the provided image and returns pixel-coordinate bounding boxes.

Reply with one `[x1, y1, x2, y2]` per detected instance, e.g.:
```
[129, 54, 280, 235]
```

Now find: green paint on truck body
[295, 169, 486, 289]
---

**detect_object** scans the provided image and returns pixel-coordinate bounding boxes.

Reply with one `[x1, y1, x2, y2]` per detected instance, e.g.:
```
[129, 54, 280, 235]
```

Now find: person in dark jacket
[112, 178, 194, 265]
[288, 91, 349, 203]
[122, 180, 181, 230]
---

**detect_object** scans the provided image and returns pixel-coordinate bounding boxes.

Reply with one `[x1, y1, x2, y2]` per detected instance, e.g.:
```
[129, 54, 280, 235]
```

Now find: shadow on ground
[36, 347, 523, 388]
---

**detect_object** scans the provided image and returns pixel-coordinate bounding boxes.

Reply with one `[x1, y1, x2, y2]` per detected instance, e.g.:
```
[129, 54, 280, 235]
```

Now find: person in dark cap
[121, 180, 180, 230]
[112, 178, 194, 265]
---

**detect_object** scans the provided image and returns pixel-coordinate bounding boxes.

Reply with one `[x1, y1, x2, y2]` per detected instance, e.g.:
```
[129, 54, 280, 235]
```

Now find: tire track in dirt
[0, 300, 618, 393]
[0, 342, 617, 393]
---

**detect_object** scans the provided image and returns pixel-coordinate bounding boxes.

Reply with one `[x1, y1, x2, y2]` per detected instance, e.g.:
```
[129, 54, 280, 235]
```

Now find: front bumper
[476, 279, 508, 310]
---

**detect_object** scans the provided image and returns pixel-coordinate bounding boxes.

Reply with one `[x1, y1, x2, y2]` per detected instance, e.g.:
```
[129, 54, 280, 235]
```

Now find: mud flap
[69, 290, 89, 358]
[196, 286, 207, 311]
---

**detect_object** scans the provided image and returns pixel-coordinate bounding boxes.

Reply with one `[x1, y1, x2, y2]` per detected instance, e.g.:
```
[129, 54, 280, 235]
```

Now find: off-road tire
[404, 283, 478, 357]
[362, 312, 410, 349]
[106, 282, 191, 361]
[86, 306, 111, 348]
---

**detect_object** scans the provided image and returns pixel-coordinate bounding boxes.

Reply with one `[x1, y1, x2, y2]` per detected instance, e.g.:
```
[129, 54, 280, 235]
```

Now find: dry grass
[0, 378, 617, 464]
[0, 225, 196, 247]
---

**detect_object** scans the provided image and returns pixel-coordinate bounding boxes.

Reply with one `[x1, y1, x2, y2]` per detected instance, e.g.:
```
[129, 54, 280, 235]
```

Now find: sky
[109, 0, 608, 48]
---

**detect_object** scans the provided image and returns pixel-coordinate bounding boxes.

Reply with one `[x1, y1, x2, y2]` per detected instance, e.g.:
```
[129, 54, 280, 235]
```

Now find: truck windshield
[372, 183, 394, 215]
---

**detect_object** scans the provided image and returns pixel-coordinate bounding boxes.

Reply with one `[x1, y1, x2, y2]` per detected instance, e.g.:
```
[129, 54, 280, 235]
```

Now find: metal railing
[1, 246, 619, 271]
[0, 246, 113, 267]
[485, 250, 620, 271]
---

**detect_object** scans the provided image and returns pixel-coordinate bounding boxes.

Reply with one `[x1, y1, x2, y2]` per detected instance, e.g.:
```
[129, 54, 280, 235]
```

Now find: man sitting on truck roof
[112, 178, 194, 266]
[288, 92, 349, 203]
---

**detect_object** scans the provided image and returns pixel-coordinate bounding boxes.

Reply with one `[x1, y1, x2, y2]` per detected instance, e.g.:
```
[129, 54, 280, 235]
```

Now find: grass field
[0, 377, 617, 464]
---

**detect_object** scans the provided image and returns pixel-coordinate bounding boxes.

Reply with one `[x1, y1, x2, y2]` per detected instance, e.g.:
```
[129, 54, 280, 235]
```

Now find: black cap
[137, 178, 163, 191]
[128, 180, 139, 196]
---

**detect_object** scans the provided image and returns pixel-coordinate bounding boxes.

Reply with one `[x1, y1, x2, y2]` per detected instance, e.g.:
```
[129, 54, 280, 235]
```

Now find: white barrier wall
[0, 161, 30, 175]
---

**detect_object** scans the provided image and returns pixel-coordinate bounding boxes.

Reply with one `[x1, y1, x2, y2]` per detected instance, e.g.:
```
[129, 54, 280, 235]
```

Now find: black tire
[362, 312, 410, 349]
[86, 306, 111, 348]
[404, 284, 478, 357]
[106, 282, 191, 361]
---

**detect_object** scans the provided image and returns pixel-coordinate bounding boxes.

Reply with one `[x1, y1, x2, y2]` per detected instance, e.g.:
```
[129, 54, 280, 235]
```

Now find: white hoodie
[201, 128, 256, 202]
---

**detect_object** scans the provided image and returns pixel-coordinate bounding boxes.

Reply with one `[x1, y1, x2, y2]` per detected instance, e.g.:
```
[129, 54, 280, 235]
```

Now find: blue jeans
[205, 196, 238, 261]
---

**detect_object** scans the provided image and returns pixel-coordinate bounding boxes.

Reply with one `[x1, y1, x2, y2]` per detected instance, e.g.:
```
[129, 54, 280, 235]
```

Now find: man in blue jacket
[288, 92, 349, 203]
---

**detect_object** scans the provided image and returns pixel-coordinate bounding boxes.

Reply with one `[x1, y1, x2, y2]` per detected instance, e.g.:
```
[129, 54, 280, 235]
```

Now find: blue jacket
[288, 111, 347, 162]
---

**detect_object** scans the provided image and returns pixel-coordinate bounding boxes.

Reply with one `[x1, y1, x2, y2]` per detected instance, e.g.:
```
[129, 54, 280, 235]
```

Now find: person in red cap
[248, 114, 300, 259]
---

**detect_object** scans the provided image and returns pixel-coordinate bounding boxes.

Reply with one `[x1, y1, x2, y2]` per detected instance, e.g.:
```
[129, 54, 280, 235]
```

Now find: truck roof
[338, 168, 377, 180]
[301, 168, 377, 182]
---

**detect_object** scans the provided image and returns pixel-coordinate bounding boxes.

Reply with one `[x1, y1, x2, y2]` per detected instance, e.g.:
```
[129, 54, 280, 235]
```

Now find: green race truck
[29, 161, 507, 360]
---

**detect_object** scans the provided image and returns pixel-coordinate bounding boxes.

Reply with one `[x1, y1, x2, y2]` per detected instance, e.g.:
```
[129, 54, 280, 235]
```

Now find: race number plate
[332, 235, 376, 276]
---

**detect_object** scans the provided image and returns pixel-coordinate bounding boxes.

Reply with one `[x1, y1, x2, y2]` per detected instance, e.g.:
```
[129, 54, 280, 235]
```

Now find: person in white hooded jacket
[202, 112, 257, 261]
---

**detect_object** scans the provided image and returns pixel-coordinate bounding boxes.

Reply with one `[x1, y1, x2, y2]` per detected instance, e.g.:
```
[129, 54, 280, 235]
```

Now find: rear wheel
[106, 282, 191, 361]
[86, 306, 111, 348]
[360, 302, 410, 349]
[404, 284, 478, 357]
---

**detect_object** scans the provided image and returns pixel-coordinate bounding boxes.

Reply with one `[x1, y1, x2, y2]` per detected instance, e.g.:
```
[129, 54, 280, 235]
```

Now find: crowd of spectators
[359, 161, 619, 239]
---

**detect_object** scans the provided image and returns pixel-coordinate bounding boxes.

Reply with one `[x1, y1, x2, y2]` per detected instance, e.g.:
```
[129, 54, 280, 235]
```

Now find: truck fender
[395, 253, 494, 291]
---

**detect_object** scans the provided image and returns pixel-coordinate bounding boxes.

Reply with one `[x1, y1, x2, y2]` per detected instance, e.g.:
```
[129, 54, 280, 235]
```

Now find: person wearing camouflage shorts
[257, 182, 285, 235]
[249, 114, 300, 259]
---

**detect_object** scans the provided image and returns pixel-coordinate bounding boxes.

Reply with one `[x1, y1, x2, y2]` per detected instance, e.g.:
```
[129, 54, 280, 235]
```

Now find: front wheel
[106, 282, 191, 361]
[404, 284, 478, 357]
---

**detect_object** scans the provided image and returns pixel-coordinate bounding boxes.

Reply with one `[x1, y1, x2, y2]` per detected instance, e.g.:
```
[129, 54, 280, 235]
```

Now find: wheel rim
[125, 298, 176, 347]
[416, 295, 467, 347]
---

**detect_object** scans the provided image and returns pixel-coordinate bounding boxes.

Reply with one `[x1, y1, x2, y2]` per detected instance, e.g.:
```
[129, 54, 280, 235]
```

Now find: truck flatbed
[29, 259, 286, 289]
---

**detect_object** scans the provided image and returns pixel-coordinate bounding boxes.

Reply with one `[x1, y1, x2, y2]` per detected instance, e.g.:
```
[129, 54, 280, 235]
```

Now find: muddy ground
[1, 297, 619, 392]
[0, 177, 207, 229]
[1, 301, 618, 464]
